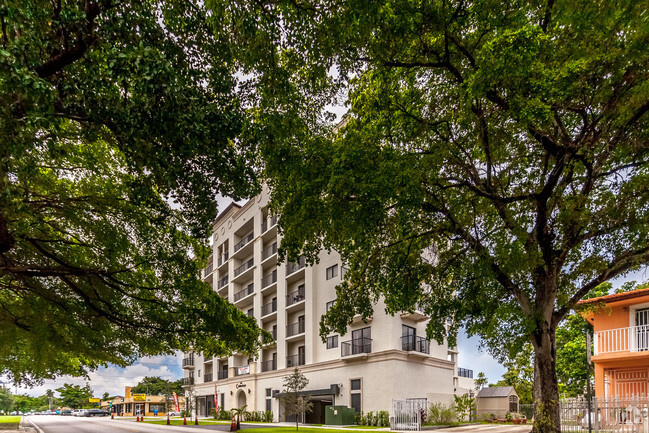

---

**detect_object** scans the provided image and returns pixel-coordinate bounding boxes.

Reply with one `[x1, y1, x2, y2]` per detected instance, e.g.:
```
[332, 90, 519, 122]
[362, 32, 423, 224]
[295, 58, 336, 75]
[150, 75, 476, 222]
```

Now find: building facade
[183, 188, 472, 422]
[579, 288, 649, 399]
[101, 387, 185, 416]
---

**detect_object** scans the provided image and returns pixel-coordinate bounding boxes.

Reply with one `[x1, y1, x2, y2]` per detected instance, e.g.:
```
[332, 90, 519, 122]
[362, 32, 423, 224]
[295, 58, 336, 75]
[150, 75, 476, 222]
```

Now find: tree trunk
[532, 325, 561, 433]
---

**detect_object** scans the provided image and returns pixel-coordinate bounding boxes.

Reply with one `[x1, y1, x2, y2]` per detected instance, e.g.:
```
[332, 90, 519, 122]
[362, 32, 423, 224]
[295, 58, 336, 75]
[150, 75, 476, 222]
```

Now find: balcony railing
[286, 257, 306, 275]
[286, 321, 305, 337]
[262, 270, 277, 289]
[217, 275, 229, 289]
[217, 370, 228, 380]
[286, 286, 305, 307]
[594, 325, 649, 355]
[341, 337, 372, 357]
[234, 232, 254, 252]
[286, 353, 305, 367]
[234, 283, 254, 302]
[182, 357, 195, 368]
[182, 377, 194, 386]
[458, 368, 474, 378]
[203, 262, 213, 278]
[217, 252, 229, 267]
[261, 359, 277, 372]
[261, 299, 277, 317]
[262, 215, 278, 233]
[262, 242, 278, 261]
[234, 258, 254, 277]
[401, 335, 430, 354]
[203, 373, 213, 382]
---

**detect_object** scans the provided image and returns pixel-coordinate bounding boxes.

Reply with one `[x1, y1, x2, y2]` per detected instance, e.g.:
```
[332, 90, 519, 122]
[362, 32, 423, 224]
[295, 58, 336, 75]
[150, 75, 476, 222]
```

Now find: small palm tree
[231, 405, 247, 430]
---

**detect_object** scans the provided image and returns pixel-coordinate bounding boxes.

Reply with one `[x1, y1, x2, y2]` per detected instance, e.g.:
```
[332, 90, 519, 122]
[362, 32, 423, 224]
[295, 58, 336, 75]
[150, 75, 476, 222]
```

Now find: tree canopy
[131, 376, 182, 396]
[55, 383, 93, 409]
[0, 0, 269, 384]
[208, 0, 649, 431]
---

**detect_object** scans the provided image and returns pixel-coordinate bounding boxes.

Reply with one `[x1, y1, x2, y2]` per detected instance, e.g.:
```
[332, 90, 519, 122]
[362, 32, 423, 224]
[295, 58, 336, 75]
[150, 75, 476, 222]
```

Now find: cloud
[456, 329, 506, 384]
[12, 353, 183, 398]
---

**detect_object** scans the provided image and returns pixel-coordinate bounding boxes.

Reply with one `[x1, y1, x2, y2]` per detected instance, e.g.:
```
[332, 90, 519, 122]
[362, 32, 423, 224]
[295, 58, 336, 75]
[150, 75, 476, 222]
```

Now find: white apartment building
[183, 188, 474, 422]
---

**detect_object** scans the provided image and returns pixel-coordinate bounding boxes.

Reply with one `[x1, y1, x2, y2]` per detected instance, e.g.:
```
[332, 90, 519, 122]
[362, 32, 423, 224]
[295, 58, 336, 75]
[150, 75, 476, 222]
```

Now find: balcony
[182, 377, 194, 386]
[262, 215, 278, 234]
[261, 359, 277, 372]
[594, 325, 649, 356]
[286, 353, 305, 367]
[217, 275, 229, 290]
[261, 269, 277, 290]
[401, 335, 430, 354]
[234, 231, 254, 253]
[217, 251, 229, 268]
[400, 304, 428, 322]
[204, 373, 213, 382]
[233, 258, 254, 283]
[341, 337, 372, 357]
[203, 262, 214, 278]
[262, 242, 278, 262]
[286, 321, 305, 338]
[182, 357, 195, 369]
[458, 368, 474, 378]
[286, 286, 305, 308]
[217, 370, 228, 380]
[261, 299, 277, 317]
[234, 283, 254, 303]
[286, 257, 306, 276]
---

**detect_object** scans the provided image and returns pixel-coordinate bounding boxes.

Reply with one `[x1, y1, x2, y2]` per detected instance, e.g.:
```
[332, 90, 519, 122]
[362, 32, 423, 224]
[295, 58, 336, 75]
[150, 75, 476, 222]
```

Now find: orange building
[100, 386, 184, 416]
[579, 288, 649, 399]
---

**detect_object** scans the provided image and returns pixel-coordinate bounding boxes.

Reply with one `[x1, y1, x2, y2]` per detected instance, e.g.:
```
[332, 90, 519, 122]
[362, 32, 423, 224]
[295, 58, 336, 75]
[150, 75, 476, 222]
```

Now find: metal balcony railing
[234, 258, 254, 277]
[401, 335, 430, 354]
[286, 321, 305, 337]
[217, 251, 229, 267]
[261, 299, 277, 316]
[458, 368, 474, 378]
[234, 232, 254, 252]
[234, 283, 254, 302]
[182, 377, 194, 386]
[217, 275, 229, 289]
[594, 325, 649, 355]
[203, 262, 213, 278]
[286, 353, 305, 367]
[261, 359, 277, 372]
[262, 270, 277, 289]
[203, 373, 213, 382]
[217, 370, 228, 380]
[182, 357, 195, 368]
[286, 286, 305, 307]
[262, 215, 278, 233]
[262, 242, 278, 261]
[341, 337, 372, 357]
[286, 257, 306, 275]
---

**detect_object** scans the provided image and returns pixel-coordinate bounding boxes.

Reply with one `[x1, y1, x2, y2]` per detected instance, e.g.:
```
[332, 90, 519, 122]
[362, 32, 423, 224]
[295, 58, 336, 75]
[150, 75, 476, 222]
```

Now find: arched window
[509, 395, 519, 413]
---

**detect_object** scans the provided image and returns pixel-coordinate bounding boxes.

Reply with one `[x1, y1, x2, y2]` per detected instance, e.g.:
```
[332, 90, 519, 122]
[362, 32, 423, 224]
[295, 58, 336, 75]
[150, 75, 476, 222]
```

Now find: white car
[72, 409, 86, 417]
[167, 411, 180, 416]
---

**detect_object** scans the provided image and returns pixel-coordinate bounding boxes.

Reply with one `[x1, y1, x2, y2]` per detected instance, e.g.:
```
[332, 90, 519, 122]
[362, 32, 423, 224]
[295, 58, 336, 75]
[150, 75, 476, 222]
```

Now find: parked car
[59, 410, 72, 416]
[83, 409, 109, 417]
[71, 409, 85, 417]
[167, 411, 180, 416]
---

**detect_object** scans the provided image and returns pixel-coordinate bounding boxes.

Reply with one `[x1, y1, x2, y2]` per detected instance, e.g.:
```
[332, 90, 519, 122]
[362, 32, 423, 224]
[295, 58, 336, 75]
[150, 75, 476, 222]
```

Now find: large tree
[131, 376, 182, 397]
[209, 0, 649, 431]
[0, 0, 269, 384]
[55, 383, 93, 409]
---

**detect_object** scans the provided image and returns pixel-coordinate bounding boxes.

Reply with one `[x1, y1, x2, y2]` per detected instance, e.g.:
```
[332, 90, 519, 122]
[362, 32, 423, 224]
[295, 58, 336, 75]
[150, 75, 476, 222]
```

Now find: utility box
[325, 405, 356, 425]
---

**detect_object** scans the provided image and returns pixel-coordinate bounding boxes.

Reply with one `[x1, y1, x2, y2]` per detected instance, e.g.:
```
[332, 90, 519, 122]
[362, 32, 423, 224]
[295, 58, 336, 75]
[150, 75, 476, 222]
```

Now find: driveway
[418, 425, 531, 433]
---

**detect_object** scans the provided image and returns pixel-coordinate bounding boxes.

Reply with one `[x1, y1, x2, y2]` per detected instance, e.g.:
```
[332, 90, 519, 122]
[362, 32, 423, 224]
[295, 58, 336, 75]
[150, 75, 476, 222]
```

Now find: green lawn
[236, 428, 382, 433]
[342, 426, 386, 429]
[0, 416, 21, 431]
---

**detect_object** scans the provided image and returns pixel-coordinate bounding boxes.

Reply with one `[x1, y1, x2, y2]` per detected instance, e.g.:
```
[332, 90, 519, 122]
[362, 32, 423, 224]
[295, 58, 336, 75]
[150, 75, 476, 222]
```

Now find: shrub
[378, 410, 389, 427]
[428, 402, 456, 424]
[263, 410, 274, 422]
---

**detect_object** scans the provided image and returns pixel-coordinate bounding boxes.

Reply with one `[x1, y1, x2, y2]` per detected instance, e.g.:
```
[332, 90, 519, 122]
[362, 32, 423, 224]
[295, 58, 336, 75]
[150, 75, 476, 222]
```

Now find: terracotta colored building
[100, 386, 184, 416]
[579, 288, 649, 399]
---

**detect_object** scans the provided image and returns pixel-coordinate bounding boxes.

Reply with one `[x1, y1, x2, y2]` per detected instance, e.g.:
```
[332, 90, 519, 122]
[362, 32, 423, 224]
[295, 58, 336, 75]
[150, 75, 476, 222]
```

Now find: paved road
[26, 416, 533, 433]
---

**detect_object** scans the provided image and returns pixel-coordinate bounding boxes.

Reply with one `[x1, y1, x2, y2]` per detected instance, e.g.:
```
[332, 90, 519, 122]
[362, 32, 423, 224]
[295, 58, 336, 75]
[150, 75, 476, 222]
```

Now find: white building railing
[594, 325, 649, 355]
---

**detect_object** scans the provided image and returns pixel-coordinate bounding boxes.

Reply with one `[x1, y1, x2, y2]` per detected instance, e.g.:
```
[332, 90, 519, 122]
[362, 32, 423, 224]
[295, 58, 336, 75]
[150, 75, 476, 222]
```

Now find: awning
[274, 384, 339, 399]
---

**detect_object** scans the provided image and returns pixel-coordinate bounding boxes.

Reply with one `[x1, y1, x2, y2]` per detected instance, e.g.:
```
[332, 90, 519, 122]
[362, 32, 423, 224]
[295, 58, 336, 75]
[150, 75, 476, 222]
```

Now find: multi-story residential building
[184, 188, 472, 422]
[579, 288, 649, 399]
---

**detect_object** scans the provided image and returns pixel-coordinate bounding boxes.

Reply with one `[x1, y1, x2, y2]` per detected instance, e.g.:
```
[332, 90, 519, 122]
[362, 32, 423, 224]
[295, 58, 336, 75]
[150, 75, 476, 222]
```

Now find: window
[326, 300, 335, 312]
[350, 378, 362, 413]
[351, 326, 371, 354]
[351, 379, 361, 391]
[265, 388, 272, 412]
[341, 266, 348, 279]
[220, 393, 225, 408]
[326, 264, 338, 280]
[266, 388, 272, 397]
[327, 335, 338, 349]
[198, 369, 201, 377]
[247, 308, 254, 317]
[266, 399, 272, 412]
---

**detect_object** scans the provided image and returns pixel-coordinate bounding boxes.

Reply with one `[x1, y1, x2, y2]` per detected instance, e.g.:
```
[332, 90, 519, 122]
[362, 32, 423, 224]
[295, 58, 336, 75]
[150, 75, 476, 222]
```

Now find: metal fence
[558, 396, 649, 432]
[392, 398, 427, 431]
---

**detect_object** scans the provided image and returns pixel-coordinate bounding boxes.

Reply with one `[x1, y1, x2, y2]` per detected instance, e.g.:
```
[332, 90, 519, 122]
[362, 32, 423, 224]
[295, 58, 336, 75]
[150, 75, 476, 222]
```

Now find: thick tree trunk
[532, 326, 561, 433]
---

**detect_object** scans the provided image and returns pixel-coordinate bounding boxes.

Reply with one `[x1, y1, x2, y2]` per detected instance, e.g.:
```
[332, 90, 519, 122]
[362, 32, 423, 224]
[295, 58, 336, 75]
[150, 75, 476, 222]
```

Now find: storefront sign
[132, 394, 146, 401]
[236, 383, 247, 389]
[88, 398, 100, 403]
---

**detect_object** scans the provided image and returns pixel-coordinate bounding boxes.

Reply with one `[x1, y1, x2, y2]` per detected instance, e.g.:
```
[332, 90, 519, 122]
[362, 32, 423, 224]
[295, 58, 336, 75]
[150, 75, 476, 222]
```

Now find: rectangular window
[341, 266, 348, 279]
[220, 393, 225, 409]
[326, 335, 338, 349]
[351, 379, 361, 391]
[266, 388, 272, 397]
[247, 308, 254, 317]
[266, 399, 272, 412]
[351, 393, 361, 413]
[326, 264, 338, 280]
[326, 300, 335, 312]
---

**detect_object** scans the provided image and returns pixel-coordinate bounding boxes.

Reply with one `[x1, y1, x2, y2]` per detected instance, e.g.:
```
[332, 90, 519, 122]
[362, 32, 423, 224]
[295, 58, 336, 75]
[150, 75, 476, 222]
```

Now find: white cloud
[456, 329, 506, 385]
[12, 353, 183, 399]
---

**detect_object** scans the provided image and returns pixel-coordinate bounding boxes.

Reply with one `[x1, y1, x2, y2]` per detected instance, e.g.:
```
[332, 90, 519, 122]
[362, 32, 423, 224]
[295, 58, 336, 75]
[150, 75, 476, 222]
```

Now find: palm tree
[231, 405, 247, 431]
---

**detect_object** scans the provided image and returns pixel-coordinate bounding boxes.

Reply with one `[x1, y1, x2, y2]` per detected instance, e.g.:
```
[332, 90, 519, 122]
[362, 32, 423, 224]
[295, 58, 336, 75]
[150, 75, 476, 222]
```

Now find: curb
[23, 417, 44, 433]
